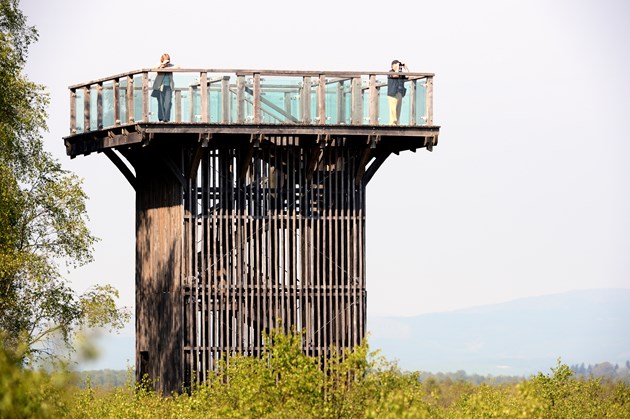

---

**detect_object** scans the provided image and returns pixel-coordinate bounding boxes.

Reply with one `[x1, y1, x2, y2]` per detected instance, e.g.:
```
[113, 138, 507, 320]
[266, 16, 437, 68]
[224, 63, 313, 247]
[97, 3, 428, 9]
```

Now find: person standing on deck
[152, 53, 177, 122]
[387, 59, 408, 125]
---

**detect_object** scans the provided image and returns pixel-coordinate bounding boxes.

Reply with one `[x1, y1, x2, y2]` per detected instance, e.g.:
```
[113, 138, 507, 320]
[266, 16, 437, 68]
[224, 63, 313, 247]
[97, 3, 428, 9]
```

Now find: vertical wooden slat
[236, 75, 245, 123]
[351, 77, 363, 125]
[96, 82, 103, 130]
[426, 76, 434, 126]
[113, 79, 120, 126]
[83, 86, 90, 132]
[142, 72, 149, 122]
[369, 74, 378, 125]
[337, 81, 345, 124]
[221, 76, 230, 123]
[175, 90, 182, 122]
[317, 74, 326, 125]
[409, 80, 417, 126]
[70, 88, 76, 134]
[301, 76, 312, 124]
[200, 72, 208, 123]
[253, 73, 261, 124]
[126, 76, 134, 123]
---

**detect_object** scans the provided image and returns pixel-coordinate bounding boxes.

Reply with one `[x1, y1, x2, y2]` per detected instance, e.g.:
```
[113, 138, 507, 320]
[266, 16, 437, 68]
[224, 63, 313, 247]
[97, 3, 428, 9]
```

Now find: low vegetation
[2, 329, 630, 418]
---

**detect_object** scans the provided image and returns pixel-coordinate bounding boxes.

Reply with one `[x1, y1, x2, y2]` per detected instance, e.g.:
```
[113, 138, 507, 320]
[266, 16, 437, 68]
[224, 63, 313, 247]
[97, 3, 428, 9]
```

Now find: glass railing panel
[414, 78, 427, 126]
[258, 76, 302, 124]
[176, 73, 197, 123]
[323, 78, 341, 125]
[102, 80, 115, 128]
[69, 70, 433, 131]
[133, 74, 143, 123]
[89, 85, 98, 131]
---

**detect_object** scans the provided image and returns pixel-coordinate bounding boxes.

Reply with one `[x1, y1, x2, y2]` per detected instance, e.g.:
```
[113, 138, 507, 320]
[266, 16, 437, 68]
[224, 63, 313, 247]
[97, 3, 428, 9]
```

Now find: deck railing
[68, 69, 434, 134]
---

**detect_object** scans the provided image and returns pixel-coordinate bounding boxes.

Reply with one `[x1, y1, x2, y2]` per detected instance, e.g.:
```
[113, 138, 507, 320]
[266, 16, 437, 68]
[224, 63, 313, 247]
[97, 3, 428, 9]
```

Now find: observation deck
[64, 68, 439, 157]
[63, 67, 440, 394]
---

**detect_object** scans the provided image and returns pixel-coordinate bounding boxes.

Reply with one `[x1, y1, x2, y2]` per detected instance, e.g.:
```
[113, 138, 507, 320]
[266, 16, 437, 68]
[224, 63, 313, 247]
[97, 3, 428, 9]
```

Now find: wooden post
[253, 73, 261, 124]
[351, 77, 362, 125]
[236, 75, 245, 123]
[368, 74, 378, 125]
[317, 74, 326, 125]
[302, 76, 312, 124]
[200, 72, 208, 123]
[142, 72, 149, 122]
[175, 90, 182, 122]
[70, 88, 76, 134]
[409, 79, 417, 126]
[126, 76, 134, 123]
[426, 76, 433, 126]
[83, 86, 90, 132]
[96, 82, 103, 130]
[113, 79, 121, 126]
[221, 76, 230, 123]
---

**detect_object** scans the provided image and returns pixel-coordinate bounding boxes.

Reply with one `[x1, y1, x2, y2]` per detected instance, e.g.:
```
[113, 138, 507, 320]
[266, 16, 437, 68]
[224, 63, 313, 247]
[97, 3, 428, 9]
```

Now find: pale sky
[21, 0, 629, 331]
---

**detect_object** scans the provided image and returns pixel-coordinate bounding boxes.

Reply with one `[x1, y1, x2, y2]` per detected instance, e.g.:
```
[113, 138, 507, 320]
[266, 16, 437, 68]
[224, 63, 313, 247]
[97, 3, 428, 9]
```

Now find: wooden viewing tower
[64, 67, 439, 393]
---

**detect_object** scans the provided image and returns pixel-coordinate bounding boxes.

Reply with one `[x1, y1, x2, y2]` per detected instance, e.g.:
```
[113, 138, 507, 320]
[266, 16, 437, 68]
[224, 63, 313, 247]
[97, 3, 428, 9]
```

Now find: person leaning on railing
[152, 53, 180, 122]
[387, 59, 408, 125]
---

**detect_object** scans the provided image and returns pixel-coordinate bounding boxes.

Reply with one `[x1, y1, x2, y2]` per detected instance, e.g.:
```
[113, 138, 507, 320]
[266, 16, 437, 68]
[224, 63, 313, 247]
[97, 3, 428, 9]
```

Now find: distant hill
[367, 288, 630, 377]
[81, 288, 630, 377]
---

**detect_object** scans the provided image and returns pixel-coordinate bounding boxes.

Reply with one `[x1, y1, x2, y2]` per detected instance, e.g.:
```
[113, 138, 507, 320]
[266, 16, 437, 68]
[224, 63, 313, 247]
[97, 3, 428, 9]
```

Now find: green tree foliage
[0, 0, 129, 364]
[2, 328, 629, 418]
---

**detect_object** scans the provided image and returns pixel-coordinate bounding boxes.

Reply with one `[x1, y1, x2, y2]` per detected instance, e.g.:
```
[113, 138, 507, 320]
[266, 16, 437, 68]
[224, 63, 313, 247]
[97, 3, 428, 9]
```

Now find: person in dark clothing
[152, 53, 176, 122]
[387, 59, 408, 125]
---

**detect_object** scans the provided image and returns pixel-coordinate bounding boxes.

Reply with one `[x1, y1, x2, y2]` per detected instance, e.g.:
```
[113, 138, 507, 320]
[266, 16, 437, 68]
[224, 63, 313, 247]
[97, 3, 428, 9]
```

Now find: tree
[0, 0, 129, 364]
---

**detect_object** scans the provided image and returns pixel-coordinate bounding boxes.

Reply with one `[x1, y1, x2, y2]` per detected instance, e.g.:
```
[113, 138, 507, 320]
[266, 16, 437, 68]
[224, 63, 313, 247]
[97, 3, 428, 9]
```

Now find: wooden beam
[306, 134, 326, 181]
[188, 133, 210, 179]
[239, 133, 260, 180]
[362, 150, 391, 186]
[103, 148, 137, 190]
[355, 135, 379, 187]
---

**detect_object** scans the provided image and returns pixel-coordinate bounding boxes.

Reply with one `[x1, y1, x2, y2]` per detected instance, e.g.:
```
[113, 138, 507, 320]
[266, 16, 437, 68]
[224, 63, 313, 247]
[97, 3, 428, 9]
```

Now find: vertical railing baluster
[221, 76, 230, 123]
[175, 90, 182, 122]
[409, 79, 417, 126]
[369, 74, 378, 125]
[301, 76, 311, 124]
[236, 75, 245, 123]
[113, 79, 120, 126]
[253, 73, 261, 124]
[70, 88, 76, 134]
[142, 72, 149, 122]
[317, 74, 326, 125]
[200, 72, 208, 123]
[96, 82, 103, 130]
[126, 76, 134, 123]
[83, 86, 90, 132]
[426, 75, 433, 126]
[351, 77, 362, 125]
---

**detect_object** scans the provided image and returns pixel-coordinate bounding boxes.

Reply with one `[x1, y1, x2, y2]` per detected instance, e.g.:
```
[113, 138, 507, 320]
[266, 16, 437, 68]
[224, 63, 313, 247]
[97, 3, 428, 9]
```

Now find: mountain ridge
[367, 288, 630, 376]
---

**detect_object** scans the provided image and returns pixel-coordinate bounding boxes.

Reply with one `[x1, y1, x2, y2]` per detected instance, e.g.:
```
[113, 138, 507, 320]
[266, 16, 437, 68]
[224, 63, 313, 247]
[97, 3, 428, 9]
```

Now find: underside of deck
[63, 122, 439, 159]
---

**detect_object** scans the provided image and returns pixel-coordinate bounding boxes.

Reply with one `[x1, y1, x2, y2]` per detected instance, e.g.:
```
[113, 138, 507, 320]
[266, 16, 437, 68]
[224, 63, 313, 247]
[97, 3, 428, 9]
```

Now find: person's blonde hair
[161, 53, 170, 63]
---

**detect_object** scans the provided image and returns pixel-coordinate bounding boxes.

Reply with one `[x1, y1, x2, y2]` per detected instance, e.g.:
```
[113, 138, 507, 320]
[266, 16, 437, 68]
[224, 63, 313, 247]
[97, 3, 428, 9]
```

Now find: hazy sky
[21, 0, 629, 328]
